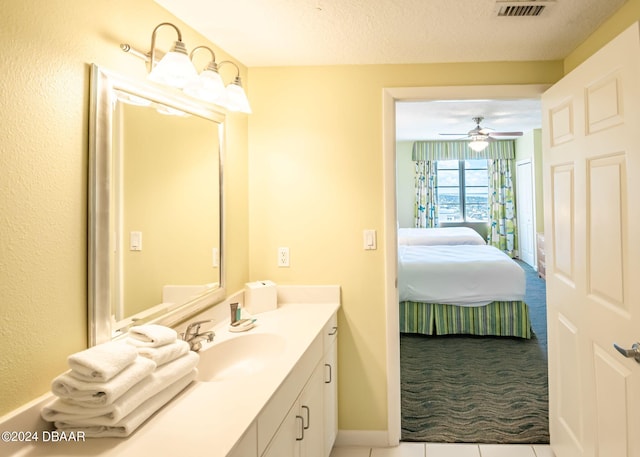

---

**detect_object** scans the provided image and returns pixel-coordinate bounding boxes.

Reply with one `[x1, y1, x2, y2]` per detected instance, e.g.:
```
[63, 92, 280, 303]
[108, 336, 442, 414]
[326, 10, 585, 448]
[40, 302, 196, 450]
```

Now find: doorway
[382, 84, 550, 444]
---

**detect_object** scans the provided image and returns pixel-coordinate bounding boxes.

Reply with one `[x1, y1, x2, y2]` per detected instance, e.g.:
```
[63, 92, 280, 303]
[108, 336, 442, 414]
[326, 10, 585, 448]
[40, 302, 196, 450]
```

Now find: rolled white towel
[42, 351, 199, 425]
[128, 324, 177, 348]
[67, 340, 137, 382]
[51, 357, 156, 406]
[53, 369, 197, 438]
[135, 339, 190, 366]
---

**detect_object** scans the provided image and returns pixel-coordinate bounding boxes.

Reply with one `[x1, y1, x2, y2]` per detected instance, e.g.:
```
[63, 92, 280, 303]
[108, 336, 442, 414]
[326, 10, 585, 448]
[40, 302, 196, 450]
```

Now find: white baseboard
[334, 430, 395, 448]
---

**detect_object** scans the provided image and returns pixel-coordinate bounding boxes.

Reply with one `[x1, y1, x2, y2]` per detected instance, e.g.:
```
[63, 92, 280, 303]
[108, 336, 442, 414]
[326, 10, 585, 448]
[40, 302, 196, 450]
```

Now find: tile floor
[330, 442, 554, 457]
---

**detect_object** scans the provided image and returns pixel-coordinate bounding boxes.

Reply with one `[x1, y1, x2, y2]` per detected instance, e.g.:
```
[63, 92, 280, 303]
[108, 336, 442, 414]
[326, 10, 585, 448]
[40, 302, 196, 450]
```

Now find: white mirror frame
[88, 63, 226, 345]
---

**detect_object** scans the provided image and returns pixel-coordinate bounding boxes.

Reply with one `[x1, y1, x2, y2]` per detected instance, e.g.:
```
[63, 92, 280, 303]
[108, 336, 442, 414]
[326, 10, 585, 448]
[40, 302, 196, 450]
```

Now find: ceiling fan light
[469, 139, 489, 152]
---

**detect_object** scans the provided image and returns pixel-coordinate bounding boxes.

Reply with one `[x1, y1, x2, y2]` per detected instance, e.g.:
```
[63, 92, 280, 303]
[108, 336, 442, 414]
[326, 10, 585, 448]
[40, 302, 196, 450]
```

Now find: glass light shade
[148, 42, 198, 88]
[183, 69, 225, 103]
[468, 139, 489, 152]
[223, 82, 252, 113]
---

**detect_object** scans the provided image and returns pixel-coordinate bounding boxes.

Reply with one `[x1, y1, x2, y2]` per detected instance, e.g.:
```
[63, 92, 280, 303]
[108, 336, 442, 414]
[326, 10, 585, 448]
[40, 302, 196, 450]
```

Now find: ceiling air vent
[495, 0, 555, 17]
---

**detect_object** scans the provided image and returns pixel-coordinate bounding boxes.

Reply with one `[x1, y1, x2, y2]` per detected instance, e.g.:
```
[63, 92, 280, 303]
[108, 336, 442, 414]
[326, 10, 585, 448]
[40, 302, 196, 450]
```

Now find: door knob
[614, 342, 640, 363]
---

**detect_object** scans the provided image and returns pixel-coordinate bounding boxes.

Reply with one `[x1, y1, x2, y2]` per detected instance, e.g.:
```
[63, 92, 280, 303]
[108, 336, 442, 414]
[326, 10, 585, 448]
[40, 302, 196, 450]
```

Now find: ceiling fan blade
[439, 117, 524, 139]
[488, 131, 523, 137]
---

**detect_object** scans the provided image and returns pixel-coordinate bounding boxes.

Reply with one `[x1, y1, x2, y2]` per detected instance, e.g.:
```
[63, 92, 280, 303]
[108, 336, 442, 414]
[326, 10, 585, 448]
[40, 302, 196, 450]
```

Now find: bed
[398, 227, 485, 246]
[398, 244, 532, 338]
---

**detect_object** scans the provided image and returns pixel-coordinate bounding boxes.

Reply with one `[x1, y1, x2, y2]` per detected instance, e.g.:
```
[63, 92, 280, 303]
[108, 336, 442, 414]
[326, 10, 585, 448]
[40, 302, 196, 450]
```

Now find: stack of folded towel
[41, 325, 198, 438]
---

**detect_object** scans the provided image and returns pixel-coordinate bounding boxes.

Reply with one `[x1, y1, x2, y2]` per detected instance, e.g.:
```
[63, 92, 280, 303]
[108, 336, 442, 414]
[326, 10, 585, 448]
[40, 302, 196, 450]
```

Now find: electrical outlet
[278, 247, 290, 267]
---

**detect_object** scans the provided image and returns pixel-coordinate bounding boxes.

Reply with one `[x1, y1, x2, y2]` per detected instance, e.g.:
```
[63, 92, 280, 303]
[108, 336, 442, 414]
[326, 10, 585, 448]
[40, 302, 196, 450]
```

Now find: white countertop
[2, 286, 340, 457]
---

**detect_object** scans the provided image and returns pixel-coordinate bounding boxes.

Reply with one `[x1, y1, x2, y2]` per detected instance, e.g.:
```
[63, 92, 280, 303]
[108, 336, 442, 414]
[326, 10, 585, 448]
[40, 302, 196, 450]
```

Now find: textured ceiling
[155, 0, 624, 67]
[153, 0, 623, 140]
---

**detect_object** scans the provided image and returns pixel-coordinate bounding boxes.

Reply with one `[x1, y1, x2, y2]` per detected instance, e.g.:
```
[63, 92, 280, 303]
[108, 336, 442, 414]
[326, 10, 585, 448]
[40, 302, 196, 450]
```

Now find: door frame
[516, 158, 537, 268]
[382, 84, 550, 445]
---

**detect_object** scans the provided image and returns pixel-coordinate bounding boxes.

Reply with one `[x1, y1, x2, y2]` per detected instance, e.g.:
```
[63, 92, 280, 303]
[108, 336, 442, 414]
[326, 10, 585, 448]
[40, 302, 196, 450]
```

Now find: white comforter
[398, 244, 525, 306]
[398, 227, 485, 246]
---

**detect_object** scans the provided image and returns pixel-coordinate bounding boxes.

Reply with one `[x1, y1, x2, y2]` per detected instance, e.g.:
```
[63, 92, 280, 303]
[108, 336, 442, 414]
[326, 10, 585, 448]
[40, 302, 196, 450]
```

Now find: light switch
[130, 231, 142, 251]
[364, 229, 377, 250]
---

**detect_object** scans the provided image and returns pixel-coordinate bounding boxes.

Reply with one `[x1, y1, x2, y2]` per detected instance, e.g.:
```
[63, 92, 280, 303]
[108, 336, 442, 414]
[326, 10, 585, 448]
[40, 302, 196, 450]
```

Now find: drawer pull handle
[328, 326, 338, 336]
[301, 405, 310, 430]
[325, 363, 332, 384]
[296, 415, 304, 440]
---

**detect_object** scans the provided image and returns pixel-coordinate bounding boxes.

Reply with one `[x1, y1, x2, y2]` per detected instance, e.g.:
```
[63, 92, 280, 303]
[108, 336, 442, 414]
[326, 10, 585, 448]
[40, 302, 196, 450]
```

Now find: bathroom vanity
[1, 285, 340, 457]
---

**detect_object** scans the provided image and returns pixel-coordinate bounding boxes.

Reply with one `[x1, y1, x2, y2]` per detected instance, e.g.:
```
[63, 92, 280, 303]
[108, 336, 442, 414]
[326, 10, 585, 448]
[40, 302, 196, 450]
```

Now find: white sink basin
[196, 332, 287, 382]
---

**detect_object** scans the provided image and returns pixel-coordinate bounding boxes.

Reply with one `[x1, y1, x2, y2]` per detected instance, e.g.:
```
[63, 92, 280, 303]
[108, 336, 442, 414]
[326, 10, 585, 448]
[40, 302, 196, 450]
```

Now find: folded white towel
[42, 351, 199, 425]
[67, 341, 137, 383]
[53, 369, 197, 438]
[135, 340, 190, 366]
[51, 357, 156, 406]
[128, 324, 178, 348]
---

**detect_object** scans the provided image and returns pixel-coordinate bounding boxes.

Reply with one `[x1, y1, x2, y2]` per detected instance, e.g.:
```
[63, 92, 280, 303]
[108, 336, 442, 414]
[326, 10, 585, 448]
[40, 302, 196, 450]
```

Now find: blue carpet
[400, 260, 549, 443]
[520, 260, 547, 355]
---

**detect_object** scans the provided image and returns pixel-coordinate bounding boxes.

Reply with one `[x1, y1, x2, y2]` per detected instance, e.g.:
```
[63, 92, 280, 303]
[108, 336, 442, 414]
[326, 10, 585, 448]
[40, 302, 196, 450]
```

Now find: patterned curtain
[487, 159, 518, 257]
[414, 161, 438, 228]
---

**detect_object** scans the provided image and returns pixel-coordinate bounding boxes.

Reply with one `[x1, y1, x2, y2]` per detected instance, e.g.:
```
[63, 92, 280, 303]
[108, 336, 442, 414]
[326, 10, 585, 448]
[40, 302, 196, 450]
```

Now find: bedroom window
[436, 159, 489, 222]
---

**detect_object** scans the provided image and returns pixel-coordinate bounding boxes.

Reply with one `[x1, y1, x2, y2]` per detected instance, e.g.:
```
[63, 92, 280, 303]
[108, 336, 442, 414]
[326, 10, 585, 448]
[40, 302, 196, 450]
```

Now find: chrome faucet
[181, 320, 215, 352]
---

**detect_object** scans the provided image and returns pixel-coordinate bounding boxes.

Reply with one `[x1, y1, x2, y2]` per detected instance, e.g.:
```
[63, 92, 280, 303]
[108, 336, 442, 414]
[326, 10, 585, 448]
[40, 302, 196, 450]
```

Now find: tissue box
[244, 280, 277, 315]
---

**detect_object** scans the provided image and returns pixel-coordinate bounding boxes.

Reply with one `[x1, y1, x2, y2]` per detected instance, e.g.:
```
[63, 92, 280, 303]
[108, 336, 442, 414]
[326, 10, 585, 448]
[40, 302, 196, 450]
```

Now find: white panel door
[542, 22, 640, 457]
[516, 159, 535, 267]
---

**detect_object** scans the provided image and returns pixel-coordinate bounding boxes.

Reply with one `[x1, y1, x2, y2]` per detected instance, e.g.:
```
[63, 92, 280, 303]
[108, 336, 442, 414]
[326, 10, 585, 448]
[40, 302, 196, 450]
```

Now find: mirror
[89, 64, 226, 345]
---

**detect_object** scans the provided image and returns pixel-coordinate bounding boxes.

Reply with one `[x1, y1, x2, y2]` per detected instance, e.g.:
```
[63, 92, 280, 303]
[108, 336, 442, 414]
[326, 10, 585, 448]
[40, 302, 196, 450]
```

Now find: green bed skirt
[399, 300, 532, 339]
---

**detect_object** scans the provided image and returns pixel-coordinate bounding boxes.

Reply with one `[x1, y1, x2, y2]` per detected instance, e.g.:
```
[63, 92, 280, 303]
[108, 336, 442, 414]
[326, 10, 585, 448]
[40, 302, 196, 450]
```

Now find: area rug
[400, 261, 549, 444]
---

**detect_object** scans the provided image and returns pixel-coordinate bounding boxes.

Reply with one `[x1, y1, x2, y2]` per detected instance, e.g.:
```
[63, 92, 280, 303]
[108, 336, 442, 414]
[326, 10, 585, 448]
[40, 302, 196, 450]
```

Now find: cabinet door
[323, 339, 338, 455]
[263, 363, 324, 457]
[300, 362, 324, 457]
[263, 402, 302, 457]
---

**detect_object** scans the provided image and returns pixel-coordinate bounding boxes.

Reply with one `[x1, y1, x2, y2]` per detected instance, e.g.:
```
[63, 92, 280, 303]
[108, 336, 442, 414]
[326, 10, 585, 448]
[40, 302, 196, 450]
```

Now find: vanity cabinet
[323, 315, 338, 453]
[260, 312, 338, 457]
[299, 362, 325, 457]
[262, 400, 300, 456]
[228, 423, 258, 457]
[263, 362, 324, 457]
[1, 293, 340, 457]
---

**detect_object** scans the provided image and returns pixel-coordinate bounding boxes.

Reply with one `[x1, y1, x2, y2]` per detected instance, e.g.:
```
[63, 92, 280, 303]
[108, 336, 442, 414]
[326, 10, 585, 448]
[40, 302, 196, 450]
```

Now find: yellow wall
[247, 62, 563, 430]
[396, 141, 415, 228]
[0, 0, 249, 416]
[244, 2, 639, 433]
[1, 0, 638, 436]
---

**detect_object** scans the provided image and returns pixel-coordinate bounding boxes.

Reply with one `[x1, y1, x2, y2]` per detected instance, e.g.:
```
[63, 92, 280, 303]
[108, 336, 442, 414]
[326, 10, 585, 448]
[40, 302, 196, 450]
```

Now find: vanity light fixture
[184, 50, 251, 113]
[147, 23, 197, 88]
[120, 22, 251, 113]
[216, 61, 252, 114]
[183, 46, 226, 103]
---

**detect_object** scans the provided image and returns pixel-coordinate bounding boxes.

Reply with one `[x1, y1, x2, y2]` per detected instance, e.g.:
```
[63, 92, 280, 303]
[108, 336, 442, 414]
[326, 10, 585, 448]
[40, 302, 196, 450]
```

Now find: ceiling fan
[440, 116, 523, 151]
[440, 116, 522, 152]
